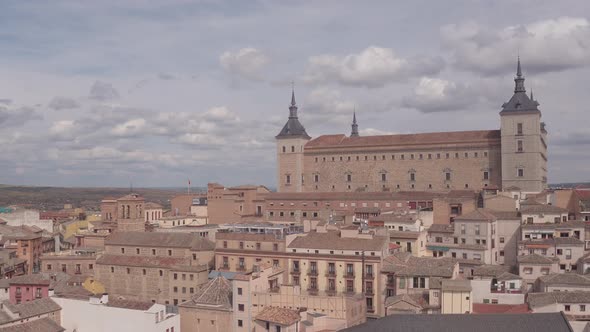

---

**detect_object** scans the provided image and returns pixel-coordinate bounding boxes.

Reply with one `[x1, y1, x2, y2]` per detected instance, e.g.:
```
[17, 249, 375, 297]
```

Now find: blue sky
[0, 0, 589, 187]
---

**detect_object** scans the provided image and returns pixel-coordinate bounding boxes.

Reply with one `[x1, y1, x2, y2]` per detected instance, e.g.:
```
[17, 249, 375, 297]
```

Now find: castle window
[365, 156, 368, 161]
[382, 155, 385, 160]
[286, 175, 291, 184]
[428, 154, 432, 159]
[445, 172, 451, 181]
[348, 156, 351, 161]
[409, 173, 416, 182]
[517, 123, 523, 135]
[392, 155, 395, 160]
[455, 153, 459, 158]
[314, 174, 319, 183]
[465, 184, 469, 188]
[436, 153, 440, 159]
[347, 185, 351, 190]
[411, 184, 415, 189]
[518, 168, 524, 177]
[340, 156, 343, 161]
[323, 157, 326, 162]
[381, 173, 386, 182]
[410, 154, 414, 160]
[401, 154, 405, 160]
[282, 146, 286, 153]
[419, 154, 423, 160]
[428, 184, 432, 189]
[484, 151, 488, 157]
[315, 157, 318, 162]
[396, 184, 400, 189]
[373, 156, 377, 161]
[291, 146, 295, 152]
[483, 171, 489, 180]
[332, 157, 335, 161]
[517, 140, 523, 152]
[474, 152, 478, 157]
[356, 156, 359, 161]
[347, 174, 352, 182]
[464, 152, 468, 158]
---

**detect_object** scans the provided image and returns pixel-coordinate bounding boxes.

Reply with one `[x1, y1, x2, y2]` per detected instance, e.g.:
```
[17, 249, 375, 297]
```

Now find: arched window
[282, 146, 286, 153]
[291, 146, 295, 152]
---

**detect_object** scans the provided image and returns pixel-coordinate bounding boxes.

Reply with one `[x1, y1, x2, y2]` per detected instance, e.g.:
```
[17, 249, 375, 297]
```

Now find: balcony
[325, 270, 336, 277]
[307, 269, 318, 276]
[290, 268, 301, 275]
[269, 287, 280, 293]
[344, 271, 355, 279]
[365, 271, 374, 279]
[365, 288, 374, 295]
[236, 265, 246, 272]
[307, 287, 319, 294]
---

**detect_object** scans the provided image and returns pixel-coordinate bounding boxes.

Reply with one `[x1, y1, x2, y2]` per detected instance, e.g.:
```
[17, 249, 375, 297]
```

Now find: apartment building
[215, 233, 288, 274]
[0, 224, 44, 274]
[520, 199, 568, 224]
[470, 265, 524, 305]
[528, 292, 590, 323]
[517, 254, 559, 290]
[0, 248, 26, 278]
[207, 183, 269, 224]
[286, 227, 389, 318]
[518, 236, 585, 273]
[536, 273, 590, 292]
[0, 297, 62, 331]
[428, 209, 520, 266]
[381, 252, 459, 315]
[95, 232, 214, 305]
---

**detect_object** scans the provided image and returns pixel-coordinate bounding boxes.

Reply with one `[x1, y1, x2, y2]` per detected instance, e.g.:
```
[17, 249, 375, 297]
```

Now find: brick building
[99, 193, 146, 232]
[277, 59, 547, 194]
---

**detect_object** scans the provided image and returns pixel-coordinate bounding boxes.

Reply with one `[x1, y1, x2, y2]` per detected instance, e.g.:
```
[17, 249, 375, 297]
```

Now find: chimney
[48, 289, 55, 297]
[101, 293, 109, 304]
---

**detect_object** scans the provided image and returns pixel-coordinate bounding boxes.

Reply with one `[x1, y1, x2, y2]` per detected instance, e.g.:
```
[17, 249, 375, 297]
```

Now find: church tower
[276, 88, 311, 192]
[500, 58, 548, 193]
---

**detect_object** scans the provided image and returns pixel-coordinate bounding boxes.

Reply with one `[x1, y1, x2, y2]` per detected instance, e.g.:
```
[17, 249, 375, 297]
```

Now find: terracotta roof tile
[0, 317, 64, 332]
[288, 231, 387, 251]
[180, 276, 232, 310]
[105, 232, 214, 251]
[305, 130, 501, 149]
[96, 254, 189, 268]
[473, 303, 530, 314]
[255, 306, 301, 326]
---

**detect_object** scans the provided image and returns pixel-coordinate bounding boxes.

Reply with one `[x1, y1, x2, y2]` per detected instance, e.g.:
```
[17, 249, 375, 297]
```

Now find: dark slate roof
[0, 317, 65, 332]
[501, 59, 540, 114]
[341, 313, 573, 332]
[276, 117, 310, 139]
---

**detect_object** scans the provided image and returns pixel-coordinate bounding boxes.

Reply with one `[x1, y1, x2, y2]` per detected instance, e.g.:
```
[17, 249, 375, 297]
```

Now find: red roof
[389, 243, 401, 250]
[473, 303, 530, 314]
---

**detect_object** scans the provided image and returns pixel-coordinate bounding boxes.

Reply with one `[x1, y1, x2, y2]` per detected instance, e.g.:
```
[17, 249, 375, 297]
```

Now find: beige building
[41, 248, 99, 277]
[381, 252, 459, 315]
[144, 202, 163, 223]
[517, 254, 560, 290]
[95, 232, 213, 305]
[207, 183, 269, 224]
[440, 279, 473, 314]
[179, 276, 233, 332]
[428, 209, 520, 266]
[277, 60, 547, 194]
[286, 227, 389, 318]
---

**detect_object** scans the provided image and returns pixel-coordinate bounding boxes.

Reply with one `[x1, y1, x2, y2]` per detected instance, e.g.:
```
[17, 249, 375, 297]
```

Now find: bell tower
[500, 57, 547, 193]
[276, 88, 311, 192]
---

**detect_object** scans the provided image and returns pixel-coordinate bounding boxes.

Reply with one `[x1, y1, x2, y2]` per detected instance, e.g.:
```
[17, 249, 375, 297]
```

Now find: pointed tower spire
[514, 56, 526, 93]
[351, 109, 359, 137]
[289, 83, 298, 119]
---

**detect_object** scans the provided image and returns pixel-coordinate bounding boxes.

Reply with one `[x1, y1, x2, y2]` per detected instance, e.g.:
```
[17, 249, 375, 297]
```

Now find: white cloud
[111, 118, 148, 137]
[442, 17, 590, 75]
[219, 47, 269, 81]
[303, 46, 444, 88]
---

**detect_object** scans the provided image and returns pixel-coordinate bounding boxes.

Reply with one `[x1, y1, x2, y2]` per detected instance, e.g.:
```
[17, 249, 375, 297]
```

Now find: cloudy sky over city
[1, 0, 589, 187]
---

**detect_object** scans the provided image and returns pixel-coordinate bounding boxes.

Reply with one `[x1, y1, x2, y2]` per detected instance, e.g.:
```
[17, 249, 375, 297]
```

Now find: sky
[0, 0, 589, 188]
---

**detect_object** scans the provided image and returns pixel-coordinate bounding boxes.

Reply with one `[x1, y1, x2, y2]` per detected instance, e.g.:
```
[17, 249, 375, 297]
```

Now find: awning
[427, 245, 450, 252]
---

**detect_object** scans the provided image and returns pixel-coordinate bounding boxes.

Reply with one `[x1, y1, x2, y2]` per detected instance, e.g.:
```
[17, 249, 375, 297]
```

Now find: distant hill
[0, 185, 205, 211]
